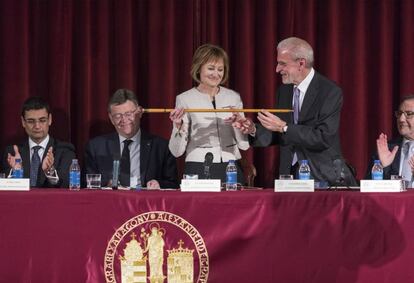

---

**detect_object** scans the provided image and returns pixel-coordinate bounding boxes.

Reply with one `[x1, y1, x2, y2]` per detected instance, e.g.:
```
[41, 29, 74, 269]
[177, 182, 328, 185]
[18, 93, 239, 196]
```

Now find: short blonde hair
[190, 44, 229, 84]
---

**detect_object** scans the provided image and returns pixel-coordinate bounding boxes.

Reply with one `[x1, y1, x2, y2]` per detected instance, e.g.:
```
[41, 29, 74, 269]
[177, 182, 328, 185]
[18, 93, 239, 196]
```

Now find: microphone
[332, 158, 346, 187]
[203, 152, 214, 179]
[112, 158, 120, 190]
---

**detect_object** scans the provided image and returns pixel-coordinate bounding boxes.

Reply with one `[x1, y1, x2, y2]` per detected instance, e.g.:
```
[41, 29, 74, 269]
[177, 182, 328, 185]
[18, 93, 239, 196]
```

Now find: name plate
[0, 178, 30, 191]
[274, 179, 315, 192]
[360, 180, 403, 192]
[180, 179, 221, 192]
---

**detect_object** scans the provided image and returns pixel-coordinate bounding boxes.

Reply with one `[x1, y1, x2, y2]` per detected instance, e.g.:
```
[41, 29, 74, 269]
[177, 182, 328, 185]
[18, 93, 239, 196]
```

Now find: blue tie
[30, 146, 42, 187]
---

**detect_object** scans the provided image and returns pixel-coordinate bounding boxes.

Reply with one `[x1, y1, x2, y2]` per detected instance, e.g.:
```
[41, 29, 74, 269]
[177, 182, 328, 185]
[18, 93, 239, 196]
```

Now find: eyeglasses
[111, 108, 139, 122]
[24, 117, 49, 126]
[395, 110, 414, 119]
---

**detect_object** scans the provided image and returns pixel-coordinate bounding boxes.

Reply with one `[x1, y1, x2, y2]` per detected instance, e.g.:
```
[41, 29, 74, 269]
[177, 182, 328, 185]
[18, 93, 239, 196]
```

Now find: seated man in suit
[1, 96, 76, 188]
[84, 89, 178, 189]
[366, 95, 414, 183]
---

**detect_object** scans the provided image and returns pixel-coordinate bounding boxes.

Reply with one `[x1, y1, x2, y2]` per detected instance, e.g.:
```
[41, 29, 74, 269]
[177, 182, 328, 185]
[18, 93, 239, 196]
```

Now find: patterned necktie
[293, 86, 300, 124]
[402, 141, 413, 182]
[30, 145, 42, 187]
[292, 87, 300, 165]
[120, 139, 133, 187]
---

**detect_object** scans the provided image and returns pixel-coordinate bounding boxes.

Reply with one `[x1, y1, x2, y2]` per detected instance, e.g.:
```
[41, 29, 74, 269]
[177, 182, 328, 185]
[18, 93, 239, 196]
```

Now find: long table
[0, 189, 413, 283]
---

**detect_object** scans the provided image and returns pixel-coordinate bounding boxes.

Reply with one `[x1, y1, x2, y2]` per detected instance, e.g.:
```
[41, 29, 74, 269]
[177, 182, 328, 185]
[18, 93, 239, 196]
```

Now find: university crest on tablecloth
[104, 211, 209, 283]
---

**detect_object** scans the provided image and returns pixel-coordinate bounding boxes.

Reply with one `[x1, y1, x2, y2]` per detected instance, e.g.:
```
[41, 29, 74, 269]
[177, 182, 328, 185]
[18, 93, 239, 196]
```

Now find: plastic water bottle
[69, 159, 81, 190]
[226, 160, 238, 191]
[371, 160, 383, 180]
[298, 160, 311, 180]
[13, 158, 24, 178]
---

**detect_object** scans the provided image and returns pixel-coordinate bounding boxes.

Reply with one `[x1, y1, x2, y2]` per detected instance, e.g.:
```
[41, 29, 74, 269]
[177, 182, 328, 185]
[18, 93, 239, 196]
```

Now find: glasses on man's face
[395, 110, 414, 120]
[111, 108, 138, 122]
[24, 117, 49, 126]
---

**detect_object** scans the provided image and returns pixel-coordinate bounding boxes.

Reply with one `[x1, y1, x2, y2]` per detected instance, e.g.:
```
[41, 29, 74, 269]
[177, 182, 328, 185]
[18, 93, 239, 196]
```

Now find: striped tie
[292, 87, 300, 165]
[30, 146, 42, 187]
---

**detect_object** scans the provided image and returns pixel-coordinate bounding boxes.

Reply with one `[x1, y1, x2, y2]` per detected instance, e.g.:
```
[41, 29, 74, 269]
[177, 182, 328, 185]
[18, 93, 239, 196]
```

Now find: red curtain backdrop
[1, 0, 413, 187]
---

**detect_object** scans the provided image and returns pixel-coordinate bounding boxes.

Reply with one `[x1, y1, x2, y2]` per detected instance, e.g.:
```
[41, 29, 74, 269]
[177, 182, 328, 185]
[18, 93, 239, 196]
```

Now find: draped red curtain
[1, 0, 413, 187]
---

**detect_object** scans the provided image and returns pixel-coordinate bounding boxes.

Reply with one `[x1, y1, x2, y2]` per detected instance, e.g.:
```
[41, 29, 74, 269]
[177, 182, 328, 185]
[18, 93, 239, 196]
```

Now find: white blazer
[169, 87, 249, 163]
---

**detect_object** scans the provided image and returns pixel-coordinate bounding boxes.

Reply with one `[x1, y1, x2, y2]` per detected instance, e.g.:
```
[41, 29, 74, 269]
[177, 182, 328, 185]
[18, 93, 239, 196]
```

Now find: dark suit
[1, 137, 76, 188]
[251, 72, 357, 185]
[366, 137, 402, 179]
[84, 131, 179, 189]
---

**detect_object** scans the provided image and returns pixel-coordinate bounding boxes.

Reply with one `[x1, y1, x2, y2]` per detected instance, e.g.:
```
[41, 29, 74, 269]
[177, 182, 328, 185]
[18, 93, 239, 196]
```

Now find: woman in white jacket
[169, 44, 249, 183]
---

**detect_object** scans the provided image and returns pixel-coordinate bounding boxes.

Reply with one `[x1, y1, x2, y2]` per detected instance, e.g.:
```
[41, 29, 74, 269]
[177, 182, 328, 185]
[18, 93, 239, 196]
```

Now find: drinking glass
[183, 174, 198, 180]
[86, 174, 101, 189]
[279, 174, 293, 180]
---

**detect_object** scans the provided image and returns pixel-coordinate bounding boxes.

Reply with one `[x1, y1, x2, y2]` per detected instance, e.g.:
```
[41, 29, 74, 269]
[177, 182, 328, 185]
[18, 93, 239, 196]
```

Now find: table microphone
[112, 158, 120, 190]
[333, 158, 346, 187]
[203, 152, 213, 179]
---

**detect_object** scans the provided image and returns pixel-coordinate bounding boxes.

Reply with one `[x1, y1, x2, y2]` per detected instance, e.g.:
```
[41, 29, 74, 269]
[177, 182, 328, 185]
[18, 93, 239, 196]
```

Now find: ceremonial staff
[143, 108, 293, 113]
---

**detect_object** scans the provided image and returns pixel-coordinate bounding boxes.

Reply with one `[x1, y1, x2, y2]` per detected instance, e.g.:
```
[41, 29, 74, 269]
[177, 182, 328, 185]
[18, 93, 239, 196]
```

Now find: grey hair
[277, 37, 314, 68]
[399, 94, 414, 107]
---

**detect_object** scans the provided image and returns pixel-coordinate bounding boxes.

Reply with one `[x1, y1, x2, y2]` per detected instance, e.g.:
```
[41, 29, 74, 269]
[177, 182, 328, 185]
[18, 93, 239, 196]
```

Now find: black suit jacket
[84, 131, 178, 188]
[251, 72, 357, 185]
[1, 137, 76, 188]
[366, 137, 402, 179]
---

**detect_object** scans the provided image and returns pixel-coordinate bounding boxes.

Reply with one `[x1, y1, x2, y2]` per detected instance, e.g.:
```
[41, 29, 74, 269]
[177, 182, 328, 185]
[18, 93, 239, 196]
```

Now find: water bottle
[69, 159, 81, 190]
[371, 160, 383, 180]
[13, 158, 24, 178]
[226, 160, 238, 191]
[298, 160, 311, 180]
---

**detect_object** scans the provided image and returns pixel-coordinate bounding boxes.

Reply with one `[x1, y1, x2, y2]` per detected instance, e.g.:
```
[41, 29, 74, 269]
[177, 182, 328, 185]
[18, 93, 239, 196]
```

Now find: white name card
[180, 179, 221, 192]
[360, 180, 403, 192]
[0, 178, 30, 191]
[274, 179, 315, 192]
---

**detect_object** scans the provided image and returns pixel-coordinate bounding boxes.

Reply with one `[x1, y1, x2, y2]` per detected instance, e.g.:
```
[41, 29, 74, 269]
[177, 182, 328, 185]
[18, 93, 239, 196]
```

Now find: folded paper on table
[181, 179, 221, 192]
[360, 180, 404, 192]
[274, 179, 315, 192]
[0, 178, 30, 191]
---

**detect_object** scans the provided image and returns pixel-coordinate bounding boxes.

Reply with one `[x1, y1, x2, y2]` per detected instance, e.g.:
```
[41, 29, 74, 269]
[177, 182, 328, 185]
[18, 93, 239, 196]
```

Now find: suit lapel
[299, 73, 319, 122]
[140, 131, 152, 183]
[108, 133, 121, 159]
[36, 138, 55, 186]
[278, 87, 294, 123]
[391, 138, 403, 174]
